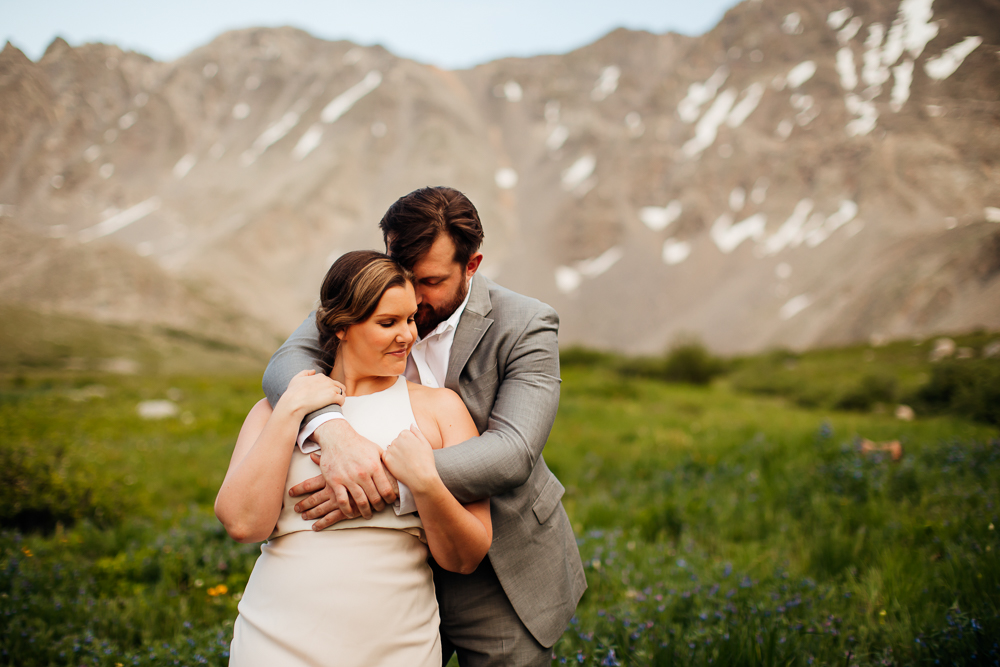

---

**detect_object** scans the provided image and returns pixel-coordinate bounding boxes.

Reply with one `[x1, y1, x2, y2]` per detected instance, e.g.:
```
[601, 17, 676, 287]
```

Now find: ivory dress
[230, 376, 441, 667]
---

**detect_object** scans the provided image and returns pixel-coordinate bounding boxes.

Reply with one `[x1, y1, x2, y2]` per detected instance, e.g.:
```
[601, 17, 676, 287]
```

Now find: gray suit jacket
[262, 274, 586, 647]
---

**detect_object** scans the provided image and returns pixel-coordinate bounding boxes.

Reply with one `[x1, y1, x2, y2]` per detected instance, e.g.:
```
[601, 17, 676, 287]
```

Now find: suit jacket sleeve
[261, 311, 343, 422]
[433, 304, 561, 503]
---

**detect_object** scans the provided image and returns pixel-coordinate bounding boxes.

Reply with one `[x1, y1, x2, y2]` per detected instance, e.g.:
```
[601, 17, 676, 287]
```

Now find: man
[262, 186, 586, 667]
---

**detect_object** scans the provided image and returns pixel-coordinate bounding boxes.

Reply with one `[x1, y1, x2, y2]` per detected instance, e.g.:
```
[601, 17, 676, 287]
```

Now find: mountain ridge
[2, 0, 998, 355]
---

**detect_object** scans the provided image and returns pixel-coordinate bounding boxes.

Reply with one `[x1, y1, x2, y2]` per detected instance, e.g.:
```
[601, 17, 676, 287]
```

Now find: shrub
[834, 373, 897, 411]
[727, 349, 801, 397]
[559, 346, 617, 369]
[913, 360, 1000, 425]
[615, 355, 665, 379]
[661, 341, 726, 385]
[561, 342, 728, 386]
[952, 364, 1000, 425]
[0, 439, 121, 532]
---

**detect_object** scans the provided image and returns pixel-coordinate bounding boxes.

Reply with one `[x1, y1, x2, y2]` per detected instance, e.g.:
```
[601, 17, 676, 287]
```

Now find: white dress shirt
[297, 279, 472, 515]
[404, 279, 471, 388]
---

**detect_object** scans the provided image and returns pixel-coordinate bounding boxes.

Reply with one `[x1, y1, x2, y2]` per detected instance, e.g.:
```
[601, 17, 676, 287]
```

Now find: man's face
[406, 234, 482, 338]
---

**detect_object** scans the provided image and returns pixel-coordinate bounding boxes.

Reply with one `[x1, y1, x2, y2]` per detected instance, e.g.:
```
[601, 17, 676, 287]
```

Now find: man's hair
[378, 186, 484, 270]
[315, 250, 413, 369]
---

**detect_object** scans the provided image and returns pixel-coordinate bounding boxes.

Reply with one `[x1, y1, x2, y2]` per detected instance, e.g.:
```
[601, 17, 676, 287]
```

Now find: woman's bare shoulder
[405, 381, 464, 413]
[245, 397, 272, 424]
[251, 396, 272, 413]
[406, 382, 476, 446]
[234, 398, 273, 446]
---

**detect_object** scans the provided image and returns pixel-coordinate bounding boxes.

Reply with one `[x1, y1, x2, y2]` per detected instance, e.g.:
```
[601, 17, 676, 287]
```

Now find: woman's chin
[381, 358, 407, 376]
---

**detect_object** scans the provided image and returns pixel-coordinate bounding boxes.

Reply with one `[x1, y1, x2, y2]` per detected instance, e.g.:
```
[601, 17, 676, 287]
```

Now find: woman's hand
[381, 425, 439, 494]
[275, 370, 346, 419]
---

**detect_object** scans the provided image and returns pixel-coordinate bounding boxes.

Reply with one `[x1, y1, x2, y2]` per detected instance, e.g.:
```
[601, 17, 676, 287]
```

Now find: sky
[2, 0, 742, 69]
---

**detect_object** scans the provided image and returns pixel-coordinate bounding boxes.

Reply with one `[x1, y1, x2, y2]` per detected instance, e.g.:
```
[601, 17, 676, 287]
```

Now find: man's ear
[465, 252, 484, 278]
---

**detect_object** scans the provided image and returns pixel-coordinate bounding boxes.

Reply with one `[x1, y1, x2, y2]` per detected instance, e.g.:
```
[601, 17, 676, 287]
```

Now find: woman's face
[337, 282, 418, 377]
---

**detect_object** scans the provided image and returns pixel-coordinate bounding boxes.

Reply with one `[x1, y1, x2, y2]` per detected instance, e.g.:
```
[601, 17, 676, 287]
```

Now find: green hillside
[1, 327, 998, 665]
[0, 304, 269, 376]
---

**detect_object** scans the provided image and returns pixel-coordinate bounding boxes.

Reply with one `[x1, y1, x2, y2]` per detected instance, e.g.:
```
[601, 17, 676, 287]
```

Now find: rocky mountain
[1, 0, 998, 355]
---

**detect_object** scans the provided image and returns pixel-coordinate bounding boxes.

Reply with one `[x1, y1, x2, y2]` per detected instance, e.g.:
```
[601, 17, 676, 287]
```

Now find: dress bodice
[270, 375, 424, 541]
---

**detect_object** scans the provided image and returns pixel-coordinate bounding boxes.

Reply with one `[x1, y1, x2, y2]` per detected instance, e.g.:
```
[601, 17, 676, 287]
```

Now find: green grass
[0, 303, 267, 376]
[2, 325, 999, 666]
[725, 332, 1000, 416]
[547, 365, 998, 665]
[1, 369, 269, 666]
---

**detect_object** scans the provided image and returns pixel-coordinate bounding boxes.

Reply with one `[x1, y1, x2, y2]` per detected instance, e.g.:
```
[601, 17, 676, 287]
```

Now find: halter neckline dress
[230, 376, 441, 667]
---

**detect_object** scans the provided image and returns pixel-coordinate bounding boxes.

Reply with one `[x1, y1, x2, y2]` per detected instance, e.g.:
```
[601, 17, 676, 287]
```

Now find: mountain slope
[1, 0, 998, 354]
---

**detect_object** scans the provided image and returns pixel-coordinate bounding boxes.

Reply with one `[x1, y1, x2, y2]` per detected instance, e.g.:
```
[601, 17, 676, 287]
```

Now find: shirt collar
[418, 277, 473, 342]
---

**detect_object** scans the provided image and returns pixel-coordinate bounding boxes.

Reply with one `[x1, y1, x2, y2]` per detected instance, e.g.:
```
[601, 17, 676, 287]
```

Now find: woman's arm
[215, 371, 345, 543]
[382, 389, 492, 574]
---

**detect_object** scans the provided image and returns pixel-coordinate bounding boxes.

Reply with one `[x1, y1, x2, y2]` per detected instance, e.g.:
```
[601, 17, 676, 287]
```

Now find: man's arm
[433, 305, 561, 503]
[262, 312, 342, 424]
[262, 312, 397, 519]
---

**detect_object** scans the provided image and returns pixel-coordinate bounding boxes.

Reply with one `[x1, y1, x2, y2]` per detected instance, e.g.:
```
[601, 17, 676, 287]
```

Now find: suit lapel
[446, 274, 494, 391]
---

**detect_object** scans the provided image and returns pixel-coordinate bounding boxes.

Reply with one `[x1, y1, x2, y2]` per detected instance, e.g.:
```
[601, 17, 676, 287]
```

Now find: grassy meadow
[1, 311, 998, 666]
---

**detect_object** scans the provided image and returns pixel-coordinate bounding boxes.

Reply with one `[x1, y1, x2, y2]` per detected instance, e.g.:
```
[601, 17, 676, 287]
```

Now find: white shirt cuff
[296, 412, 346, 454]
[394, 482, 417, 515]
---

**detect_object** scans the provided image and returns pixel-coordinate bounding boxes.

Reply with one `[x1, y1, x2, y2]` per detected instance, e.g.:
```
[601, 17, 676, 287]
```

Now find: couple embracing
[216, 186, 587, 666]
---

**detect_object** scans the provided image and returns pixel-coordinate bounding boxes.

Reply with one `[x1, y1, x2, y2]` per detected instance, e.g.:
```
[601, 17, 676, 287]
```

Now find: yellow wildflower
[208, 584, 229, 597]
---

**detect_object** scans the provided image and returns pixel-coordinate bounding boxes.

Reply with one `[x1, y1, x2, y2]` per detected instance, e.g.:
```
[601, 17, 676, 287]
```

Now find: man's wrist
[394, 482, 416, 515]
[298, 412, 346, 452]
[316, 417, 351, 435]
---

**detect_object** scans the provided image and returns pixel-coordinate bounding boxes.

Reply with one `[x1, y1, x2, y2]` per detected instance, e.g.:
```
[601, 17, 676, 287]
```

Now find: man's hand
[305, 419, 399, 519]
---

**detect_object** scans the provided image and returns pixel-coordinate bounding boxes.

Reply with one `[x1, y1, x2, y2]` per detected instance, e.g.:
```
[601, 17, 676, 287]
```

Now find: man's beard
[414, 279, 468, 339]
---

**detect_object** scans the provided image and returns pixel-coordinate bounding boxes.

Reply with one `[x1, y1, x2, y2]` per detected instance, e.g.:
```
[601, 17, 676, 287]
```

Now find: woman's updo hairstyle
[315, 250, 413, 369]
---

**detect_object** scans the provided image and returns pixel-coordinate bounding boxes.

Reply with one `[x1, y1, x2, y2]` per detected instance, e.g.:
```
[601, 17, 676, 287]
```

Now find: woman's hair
[315, 250, 413, 369]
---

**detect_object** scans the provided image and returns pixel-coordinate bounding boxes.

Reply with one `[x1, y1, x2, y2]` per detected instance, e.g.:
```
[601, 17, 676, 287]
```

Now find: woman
[215, 251, 492, 666]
